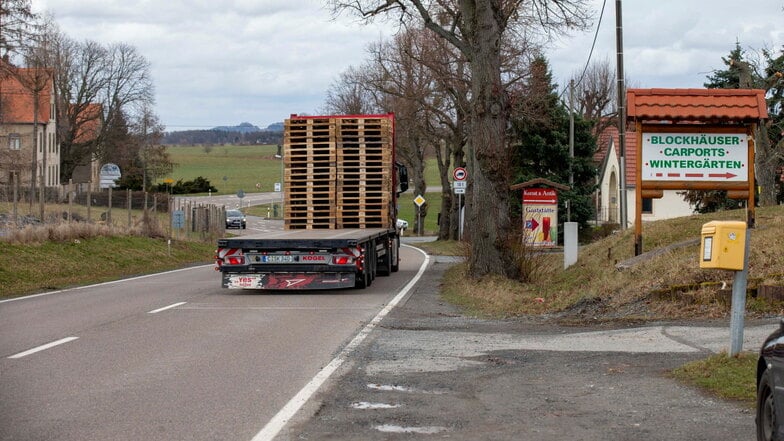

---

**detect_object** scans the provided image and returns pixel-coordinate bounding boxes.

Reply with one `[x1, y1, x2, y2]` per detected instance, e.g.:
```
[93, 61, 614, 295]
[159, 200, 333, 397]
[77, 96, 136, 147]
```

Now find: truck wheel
[355, 266, 371, 289]
[378, 240, 392, 276]
[391, 237, 400, 273]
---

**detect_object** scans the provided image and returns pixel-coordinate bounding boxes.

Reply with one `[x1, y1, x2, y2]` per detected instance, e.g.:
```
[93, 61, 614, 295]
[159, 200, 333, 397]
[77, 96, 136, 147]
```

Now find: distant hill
[264, 122, 284, 132]
[163, 121, 283, 146]
[212, 122, 261, 133]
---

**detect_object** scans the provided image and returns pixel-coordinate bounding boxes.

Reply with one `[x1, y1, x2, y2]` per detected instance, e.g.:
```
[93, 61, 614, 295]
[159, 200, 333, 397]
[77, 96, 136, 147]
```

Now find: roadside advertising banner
[523, 188, 558, 247]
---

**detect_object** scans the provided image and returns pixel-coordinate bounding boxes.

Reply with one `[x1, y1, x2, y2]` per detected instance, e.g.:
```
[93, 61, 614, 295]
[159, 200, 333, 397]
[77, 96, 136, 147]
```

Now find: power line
[559, 0, 608, 99]
[574, 0, 608, 89]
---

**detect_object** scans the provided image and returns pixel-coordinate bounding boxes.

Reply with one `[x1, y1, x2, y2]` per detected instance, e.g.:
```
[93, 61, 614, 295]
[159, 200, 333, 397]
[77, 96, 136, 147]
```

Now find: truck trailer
[215, 114, 408, 290]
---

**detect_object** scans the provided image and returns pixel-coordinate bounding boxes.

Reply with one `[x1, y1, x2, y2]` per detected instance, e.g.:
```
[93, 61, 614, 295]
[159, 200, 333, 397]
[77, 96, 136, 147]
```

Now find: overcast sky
[31, 0, 784, 132]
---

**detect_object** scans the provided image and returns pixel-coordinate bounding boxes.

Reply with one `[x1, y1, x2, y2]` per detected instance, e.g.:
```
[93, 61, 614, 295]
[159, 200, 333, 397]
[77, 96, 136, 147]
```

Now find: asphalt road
[279, 261, 776, 441]
[0, 246, 427, 441]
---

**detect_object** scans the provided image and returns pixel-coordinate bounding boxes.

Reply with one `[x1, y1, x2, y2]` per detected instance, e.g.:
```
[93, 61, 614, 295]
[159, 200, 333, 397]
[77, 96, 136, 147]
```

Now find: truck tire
[391, 237, 400, 273]
[378, 240, 392, 276]
[355, 242, 374, 289]
[355, 261, 373, 288]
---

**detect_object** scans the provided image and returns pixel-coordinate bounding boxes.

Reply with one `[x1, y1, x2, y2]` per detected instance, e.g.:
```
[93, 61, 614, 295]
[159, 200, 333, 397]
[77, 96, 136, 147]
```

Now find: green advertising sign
[641, 132, 748, 182]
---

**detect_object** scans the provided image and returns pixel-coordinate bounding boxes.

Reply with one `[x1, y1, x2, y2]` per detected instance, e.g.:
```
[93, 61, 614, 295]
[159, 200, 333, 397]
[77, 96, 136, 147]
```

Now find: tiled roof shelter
[627, 88, 768, 123]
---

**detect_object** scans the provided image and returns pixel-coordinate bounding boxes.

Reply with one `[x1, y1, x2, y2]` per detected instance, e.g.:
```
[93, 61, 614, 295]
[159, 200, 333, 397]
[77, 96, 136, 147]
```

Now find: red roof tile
[595, 123, 638, 185]
[0, 68, 53, 123]
[627, 88, 768, 122]
[72, 103, 102, 143]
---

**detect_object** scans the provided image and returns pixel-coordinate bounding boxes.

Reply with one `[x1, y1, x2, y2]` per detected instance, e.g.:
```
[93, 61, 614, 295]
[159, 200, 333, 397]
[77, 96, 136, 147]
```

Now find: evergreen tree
[693, 43, 784, 207]
[509, 56, 597, 233]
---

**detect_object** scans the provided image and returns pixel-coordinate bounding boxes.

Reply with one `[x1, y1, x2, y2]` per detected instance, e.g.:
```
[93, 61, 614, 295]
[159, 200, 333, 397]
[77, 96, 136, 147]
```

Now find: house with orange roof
[0, 67, 59, 192]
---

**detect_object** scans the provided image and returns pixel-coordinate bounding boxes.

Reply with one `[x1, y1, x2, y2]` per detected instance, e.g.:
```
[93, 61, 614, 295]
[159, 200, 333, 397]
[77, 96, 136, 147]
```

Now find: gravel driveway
[279, 258, 773, 441]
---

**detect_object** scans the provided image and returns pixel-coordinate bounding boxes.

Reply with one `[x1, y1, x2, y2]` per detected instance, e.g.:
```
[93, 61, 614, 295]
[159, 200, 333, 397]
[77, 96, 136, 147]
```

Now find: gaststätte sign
[523, 188, 558, 247]
[641, 132, 748, 182]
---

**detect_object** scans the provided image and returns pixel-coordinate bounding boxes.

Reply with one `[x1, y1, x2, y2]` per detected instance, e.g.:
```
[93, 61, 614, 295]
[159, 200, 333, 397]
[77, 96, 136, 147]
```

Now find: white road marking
[350, 402, 401, 410]
[180, 305, 378, 311]
[374, 424, 449, 434]
[148, 302, 187, 314]
[251, 246, 430, 441]
[8, 336, 79, 359]
[367, 383, 449, 395]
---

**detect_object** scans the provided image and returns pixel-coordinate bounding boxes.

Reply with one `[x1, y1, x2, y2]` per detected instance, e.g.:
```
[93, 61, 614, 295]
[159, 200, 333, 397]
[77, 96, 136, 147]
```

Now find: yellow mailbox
[700, 221, 747, 270]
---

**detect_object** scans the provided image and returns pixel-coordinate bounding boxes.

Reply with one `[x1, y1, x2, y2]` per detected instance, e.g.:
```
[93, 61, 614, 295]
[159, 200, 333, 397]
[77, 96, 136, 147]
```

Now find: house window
[642, 198, 653, 214]
[8, 134, 21, 150]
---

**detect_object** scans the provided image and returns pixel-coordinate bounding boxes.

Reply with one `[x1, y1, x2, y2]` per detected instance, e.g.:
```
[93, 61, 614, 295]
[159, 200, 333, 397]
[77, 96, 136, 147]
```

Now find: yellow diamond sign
[414, 195, 426, 207]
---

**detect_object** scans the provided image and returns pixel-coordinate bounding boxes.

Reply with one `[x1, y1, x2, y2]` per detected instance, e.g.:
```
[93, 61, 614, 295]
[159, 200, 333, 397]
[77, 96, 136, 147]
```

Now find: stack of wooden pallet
[284, 115, 393, 230]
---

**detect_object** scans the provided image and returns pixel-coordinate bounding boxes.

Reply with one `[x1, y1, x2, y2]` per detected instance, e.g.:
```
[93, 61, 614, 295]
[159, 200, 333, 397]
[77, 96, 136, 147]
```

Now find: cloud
[32, 0, 784, 130]
[33, 0, 394, 130]
[549, 0, 783, 89]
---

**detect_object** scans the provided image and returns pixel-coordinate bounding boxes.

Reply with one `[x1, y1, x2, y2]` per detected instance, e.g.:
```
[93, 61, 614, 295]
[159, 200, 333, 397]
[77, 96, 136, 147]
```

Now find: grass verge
[0, 236, 214, 298]
[433, 205, 784, 321]
[672, 352, 758, 406]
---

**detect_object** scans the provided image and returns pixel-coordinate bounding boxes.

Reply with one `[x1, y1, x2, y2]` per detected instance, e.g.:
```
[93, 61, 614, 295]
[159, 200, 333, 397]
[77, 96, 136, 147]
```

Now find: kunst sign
[523, 188, 557, 247]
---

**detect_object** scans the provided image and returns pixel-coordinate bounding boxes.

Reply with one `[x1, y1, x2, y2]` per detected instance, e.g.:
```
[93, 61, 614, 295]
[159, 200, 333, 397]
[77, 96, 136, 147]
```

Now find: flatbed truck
[215, 114, 408, 290]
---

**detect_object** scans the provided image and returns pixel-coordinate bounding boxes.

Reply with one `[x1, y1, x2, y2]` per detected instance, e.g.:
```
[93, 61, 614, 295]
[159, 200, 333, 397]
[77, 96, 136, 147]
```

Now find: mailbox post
[700, 221, 751, 356]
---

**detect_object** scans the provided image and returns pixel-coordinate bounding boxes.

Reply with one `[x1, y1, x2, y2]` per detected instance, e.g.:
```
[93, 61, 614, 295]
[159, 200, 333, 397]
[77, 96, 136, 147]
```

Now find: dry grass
[2, 214, 167, 244]
[440, 205, 784, 322]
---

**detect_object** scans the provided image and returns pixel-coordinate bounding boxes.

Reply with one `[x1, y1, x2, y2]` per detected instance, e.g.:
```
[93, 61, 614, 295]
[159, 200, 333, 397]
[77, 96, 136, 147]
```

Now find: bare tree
[0, 0, 37, 60]
[52, 36, 109, 181]
[133, 103, 170, 193]
[323, 65, 381, 115]
[45, 30, 156, 182]
[569, 58, 615, 128]
[330, 0, 590, 279]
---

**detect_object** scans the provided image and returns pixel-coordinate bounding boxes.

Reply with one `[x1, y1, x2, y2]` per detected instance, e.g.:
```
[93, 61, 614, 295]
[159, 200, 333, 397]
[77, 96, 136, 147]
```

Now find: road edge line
[251, 247, 431, 441]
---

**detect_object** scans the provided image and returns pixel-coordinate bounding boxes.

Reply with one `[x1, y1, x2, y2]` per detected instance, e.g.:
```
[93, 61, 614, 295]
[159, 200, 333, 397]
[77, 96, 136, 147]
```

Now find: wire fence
[0, 184, 227, 242]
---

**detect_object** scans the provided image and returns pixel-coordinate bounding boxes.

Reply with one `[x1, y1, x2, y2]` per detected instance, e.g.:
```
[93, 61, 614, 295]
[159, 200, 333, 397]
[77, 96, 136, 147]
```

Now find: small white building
[594, 124, 694, 228]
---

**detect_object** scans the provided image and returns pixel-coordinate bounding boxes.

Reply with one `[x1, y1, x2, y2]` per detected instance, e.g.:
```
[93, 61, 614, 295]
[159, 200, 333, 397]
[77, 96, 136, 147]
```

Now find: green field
[164, 144, 446, 195]
[164, 145, 450, 234]
[164, 145, 285, 195]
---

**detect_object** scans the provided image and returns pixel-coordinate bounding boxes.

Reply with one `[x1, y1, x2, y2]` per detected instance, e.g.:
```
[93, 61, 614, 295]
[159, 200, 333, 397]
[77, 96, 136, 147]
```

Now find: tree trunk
[756, 124, 780, 206]
[435, 139, 454, 240]
[464, 1, 518, 279]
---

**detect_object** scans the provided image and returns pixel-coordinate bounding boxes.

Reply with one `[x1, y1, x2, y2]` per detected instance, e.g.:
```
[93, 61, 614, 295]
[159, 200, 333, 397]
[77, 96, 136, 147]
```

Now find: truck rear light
[333, 256, 353, 265]
[217, 248, 244, 266]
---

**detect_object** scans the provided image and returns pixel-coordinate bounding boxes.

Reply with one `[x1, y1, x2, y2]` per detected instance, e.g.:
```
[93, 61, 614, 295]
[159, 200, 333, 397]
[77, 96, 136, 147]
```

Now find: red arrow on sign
[708, 172, 738, 179]
[528, 218, 539, 230]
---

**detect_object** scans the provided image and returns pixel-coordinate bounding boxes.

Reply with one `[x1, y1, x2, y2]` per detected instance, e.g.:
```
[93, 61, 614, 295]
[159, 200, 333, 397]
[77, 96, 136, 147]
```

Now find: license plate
[228, 275, 263, 289]
[261, 255, 295, 263]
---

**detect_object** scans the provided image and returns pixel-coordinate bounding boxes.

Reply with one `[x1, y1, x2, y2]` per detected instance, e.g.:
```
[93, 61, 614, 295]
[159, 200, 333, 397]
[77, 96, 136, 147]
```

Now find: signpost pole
[107, 186, 112, 225]
[458, 193, 463, 241]
[417, 205, 422, 237]
[452, 168, 468, 241]
[729, 228, 752, 356]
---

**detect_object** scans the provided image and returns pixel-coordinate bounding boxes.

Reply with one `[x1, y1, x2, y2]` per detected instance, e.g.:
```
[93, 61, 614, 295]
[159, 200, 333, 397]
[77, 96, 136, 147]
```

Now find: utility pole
[615, 0, 628, 233]
[568, 79, 575, 222]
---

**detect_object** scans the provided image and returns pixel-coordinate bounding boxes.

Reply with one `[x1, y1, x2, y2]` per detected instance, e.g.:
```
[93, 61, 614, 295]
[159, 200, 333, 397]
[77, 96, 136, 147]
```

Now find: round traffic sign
[453, 167, 467, 181]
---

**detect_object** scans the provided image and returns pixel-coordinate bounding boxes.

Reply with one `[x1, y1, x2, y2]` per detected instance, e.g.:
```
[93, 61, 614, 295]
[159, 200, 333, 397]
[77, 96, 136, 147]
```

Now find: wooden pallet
[283, 115, 394, 230]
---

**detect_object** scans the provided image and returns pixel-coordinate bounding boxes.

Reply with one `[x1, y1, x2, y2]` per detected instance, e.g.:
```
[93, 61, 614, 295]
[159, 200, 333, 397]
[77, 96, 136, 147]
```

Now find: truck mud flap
[223, 273, 356, 290]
